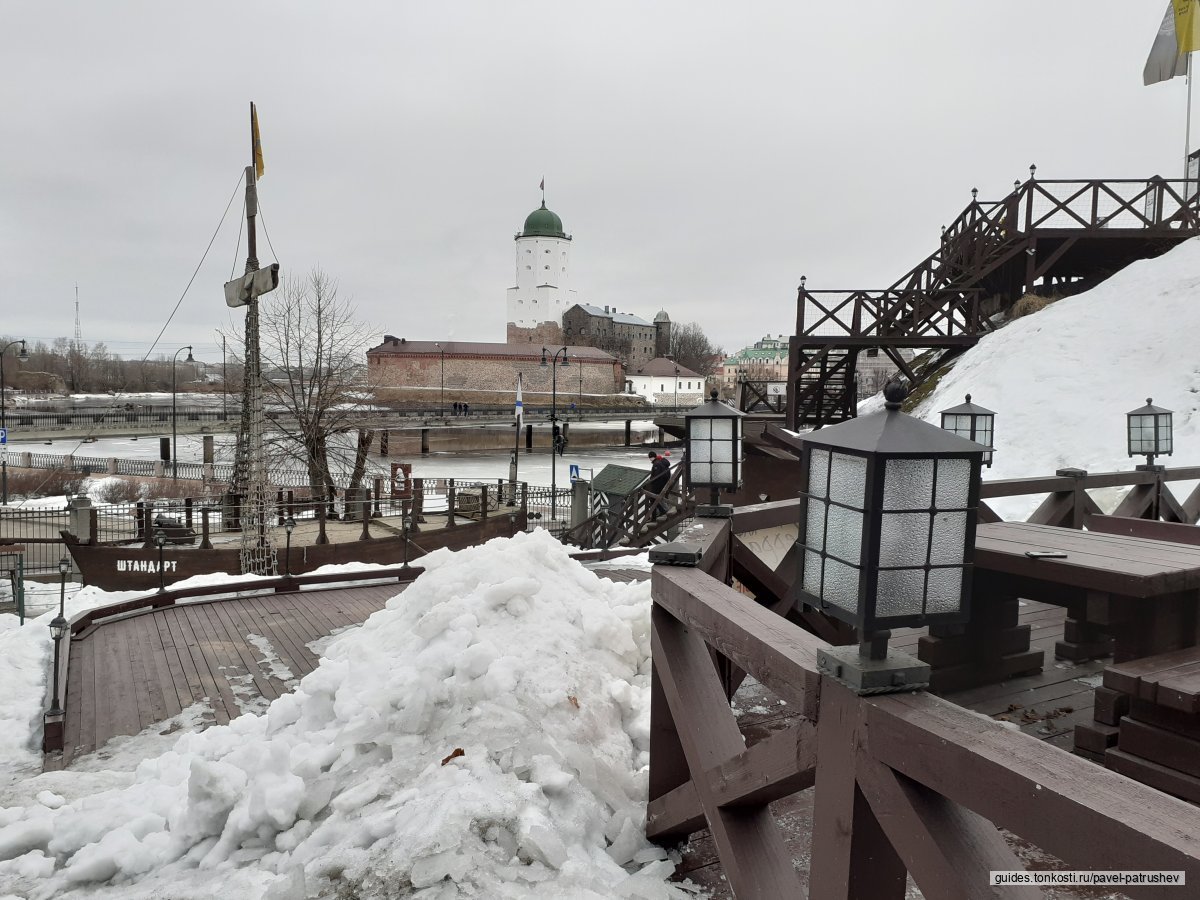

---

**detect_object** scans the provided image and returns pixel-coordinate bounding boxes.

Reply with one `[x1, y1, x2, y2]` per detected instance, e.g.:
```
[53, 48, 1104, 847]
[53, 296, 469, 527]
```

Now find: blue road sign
[0, 428, 6, 445]
[569, 464, 580, 481]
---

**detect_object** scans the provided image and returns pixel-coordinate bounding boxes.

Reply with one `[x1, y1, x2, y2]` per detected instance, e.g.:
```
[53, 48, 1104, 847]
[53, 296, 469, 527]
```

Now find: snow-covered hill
[905, 236, 1200, 518]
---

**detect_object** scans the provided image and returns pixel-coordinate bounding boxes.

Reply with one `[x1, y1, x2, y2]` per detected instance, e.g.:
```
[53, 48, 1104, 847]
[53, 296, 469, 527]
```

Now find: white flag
[515, 372, 523, 426]
[1146, 1, 1189, 85]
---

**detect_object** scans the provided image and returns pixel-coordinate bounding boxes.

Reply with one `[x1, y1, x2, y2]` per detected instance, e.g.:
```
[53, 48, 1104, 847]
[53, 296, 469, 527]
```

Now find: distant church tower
[506, 199, 574, 344]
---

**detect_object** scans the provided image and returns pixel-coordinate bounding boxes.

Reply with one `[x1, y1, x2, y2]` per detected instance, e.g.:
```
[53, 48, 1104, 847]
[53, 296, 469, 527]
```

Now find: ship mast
[226, 102, 279, 575]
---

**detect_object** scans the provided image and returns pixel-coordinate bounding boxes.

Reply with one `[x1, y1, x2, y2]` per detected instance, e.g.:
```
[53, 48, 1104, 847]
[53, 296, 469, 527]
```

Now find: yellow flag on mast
[250, 102, 265, 179]
[1175, 0, 1200, 54]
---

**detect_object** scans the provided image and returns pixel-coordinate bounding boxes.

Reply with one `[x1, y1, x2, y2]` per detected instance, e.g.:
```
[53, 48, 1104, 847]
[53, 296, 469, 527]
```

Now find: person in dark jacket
[647, 451, 670, 517]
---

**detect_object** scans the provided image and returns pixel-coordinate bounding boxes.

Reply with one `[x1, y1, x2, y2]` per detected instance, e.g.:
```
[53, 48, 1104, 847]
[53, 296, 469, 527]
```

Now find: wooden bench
[1076, 646, 1200, 803]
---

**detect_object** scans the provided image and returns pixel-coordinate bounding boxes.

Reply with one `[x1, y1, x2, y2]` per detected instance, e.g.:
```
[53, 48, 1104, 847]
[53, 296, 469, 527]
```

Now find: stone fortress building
[368, 192, 678, 401]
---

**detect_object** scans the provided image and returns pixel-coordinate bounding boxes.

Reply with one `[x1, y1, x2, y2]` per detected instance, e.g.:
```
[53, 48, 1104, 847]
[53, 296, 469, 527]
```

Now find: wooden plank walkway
[54, 583, 401, 769]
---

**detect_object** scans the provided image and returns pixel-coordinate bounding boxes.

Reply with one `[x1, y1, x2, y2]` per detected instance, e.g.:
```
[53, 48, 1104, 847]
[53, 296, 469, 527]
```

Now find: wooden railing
[978, 465, 1200, 528]
[648, 513, 1200, 897]
[796, 288, 981, 343]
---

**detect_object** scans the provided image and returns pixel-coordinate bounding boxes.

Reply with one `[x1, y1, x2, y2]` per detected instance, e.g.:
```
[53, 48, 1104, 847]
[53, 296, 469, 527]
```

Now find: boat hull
[63, 515, 522, 591]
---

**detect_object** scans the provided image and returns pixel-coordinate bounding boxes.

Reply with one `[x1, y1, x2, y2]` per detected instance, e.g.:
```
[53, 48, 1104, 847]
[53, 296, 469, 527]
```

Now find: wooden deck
[51, 583, 400, 769]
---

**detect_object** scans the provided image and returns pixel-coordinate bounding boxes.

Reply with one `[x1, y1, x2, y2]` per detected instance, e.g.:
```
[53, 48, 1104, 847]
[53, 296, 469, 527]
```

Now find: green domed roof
[521, 202, 568, 238]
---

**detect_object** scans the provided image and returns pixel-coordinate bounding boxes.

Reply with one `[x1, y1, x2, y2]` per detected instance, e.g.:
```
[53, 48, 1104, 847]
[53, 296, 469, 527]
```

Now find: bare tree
[226, 270, 378, 504]
[670, 321, 723, 377]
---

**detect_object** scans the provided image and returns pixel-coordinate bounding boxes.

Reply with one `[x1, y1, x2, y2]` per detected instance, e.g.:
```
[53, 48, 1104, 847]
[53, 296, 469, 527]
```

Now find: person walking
[647, 450, 670, 517]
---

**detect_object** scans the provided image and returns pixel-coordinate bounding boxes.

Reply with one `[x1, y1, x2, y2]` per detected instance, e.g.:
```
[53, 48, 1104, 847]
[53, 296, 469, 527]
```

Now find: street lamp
[48, 557, 70, 717]
[283, 516, 296, 576]
[1127, 398, 1173, 470]
[799, 383, 986, 694]
[154, 529, 167, 593]
[684, 389, 744, 516]
[541, 346, 570, 522]
[1, 339, 30, 505]
[434, 342, 445, 417]
[939, 394, 996, 467]
[171, 345, 194, 480]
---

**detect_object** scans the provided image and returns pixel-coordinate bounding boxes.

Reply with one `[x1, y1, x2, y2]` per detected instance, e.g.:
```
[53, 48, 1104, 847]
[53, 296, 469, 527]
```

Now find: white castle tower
[506, 199, 574, 343]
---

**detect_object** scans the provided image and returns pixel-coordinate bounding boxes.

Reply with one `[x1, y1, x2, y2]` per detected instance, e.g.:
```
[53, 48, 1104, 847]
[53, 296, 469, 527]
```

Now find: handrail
[647, 504, 1200, 895]
[67, 565, 424, 636]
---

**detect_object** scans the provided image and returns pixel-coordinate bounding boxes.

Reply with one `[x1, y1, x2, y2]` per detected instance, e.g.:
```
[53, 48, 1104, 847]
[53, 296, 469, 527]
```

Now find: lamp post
[171, 345, 194, 480]
[401, 515, 413, 570]
[1127, 398, 1173, 470]
[798, 383, 986, 694]
[283, 516, 296, 577]
[939, 394, 996, 467]
[434, 343, 445, 417]
[684, 389, 744, 516]
[1, 339, 30, 505]
[541, 346, 570, 521]
[154, 529, 167, 593]
[48, 557, 69, 717]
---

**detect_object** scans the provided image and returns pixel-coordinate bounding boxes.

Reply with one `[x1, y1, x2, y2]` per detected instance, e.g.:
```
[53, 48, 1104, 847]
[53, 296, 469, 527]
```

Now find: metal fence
[0, 508, 72, 576]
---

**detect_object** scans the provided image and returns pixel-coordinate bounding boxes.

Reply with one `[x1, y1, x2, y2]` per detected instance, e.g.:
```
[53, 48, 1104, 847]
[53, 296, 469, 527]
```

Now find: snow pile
[906, 236, 1200, 519]
[0, 531, 696, 899]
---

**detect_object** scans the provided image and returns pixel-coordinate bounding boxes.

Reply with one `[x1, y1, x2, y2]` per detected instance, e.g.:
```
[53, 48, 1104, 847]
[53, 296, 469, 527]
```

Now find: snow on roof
[634, 358, 704, 378]
[0, 532, 696, 898]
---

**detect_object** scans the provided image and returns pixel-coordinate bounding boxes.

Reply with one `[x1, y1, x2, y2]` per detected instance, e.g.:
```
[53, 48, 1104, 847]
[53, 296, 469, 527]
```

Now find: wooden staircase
[560, 463, 695, 551]
[788, 176, 1200, 429]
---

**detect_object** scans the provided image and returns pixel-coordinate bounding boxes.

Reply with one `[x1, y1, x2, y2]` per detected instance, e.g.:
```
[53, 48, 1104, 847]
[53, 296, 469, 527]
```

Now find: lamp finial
[883, 382, 907, 410]
[965, 393, 971, 404]
[1147, 397, 1153, 406]
[710, 388, 719, 401]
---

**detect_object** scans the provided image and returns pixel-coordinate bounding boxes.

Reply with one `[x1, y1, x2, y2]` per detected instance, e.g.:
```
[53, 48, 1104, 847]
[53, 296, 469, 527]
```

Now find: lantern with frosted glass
[939, 394, 995, 467]
[800, 384, 986, 691]
[1126, 398, 1172, 469]
[684, 389, 744, 514]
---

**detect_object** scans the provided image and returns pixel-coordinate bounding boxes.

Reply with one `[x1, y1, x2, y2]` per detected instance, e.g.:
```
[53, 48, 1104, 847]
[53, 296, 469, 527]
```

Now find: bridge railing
[647, 515, 1200, 896]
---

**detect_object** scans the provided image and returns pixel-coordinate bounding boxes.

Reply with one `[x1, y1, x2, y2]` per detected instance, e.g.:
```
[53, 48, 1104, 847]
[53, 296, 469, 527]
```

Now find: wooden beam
[855, 756, 1043, 900]
[1027, 492, 1073, 527]
[651, 607, 806, 898]
[647, 721, 818, 841]
[653, 566, 825, 715]
[863, 691, 1200, 894]
[1112, 483, 1155, 519]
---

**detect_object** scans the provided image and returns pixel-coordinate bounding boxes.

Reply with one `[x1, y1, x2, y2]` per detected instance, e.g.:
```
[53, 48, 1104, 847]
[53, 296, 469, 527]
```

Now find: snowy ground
[0, 533, 694, 899]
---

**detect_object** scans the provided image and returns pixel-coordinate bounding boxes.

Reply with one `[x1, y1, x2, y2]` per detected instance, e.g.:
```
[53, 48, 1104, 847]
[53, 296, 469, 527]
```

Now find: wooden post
[809, 681, 908, 899]
[411, 478, 424, 532]
[374, 477, 383, 516]
[625, 419, 632, 447]
[360, 497, 371, 540]
[88, 508, 98, 545]
[446, 479, 456, 528]
[1056, 467, 1088, 530]
[199, 509, 212, 550]
[480, 485, 489, 521]
[184, 497, 193, 530]
[525, 422, 533, 453]
[421, 428, 430, 455]
[135, 501, 146, 541]
[276, 489, 285, 526]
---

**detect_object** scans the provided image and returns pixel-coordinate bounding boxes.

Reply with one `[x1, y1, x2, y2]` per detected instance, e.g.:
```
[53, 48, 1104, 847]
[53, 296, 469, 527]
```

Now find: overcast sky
[0, 2, 1191, 364]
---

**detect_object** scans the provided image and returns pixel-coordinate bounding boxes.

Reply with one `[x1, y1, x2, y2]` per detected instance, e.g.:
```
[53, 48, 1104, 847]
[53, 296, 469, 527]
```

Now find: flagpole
[1187, 54, 1195, 196]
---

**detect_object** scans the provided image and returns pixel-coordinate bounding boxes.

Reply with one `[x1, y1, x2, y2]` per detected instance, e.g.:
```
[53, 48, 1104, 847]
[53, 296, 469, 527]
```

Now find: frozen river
[8, 428, 669, 486]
